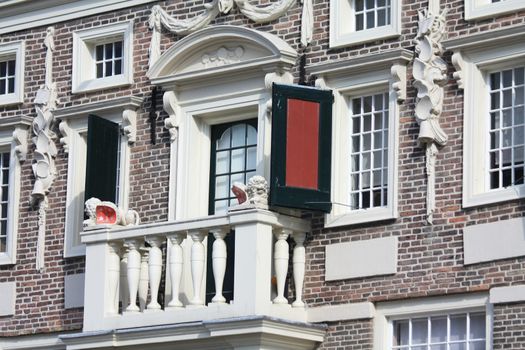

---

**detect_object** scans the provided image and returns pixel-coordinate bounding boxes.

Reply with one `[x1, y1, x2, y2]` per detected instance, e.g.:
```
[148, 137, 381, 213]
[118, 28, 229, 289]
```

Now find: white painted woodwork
[138, 251, 149, 312]
[307, 302, 375, 322]
[273, 229, 290, 305]
[189, 231, 206, 306]
[107, 242, 121, 315]
[125, 239, 141, 312]
[64, 273, 85, 309]
[211, 228, 228, 304]
[0, 282, 16, 316]
[0, 41, 24, 106]
[119, 251, 129, 309]
[490, 285, 525, 304]
[292, 232, 306, 308]
[81, 208, 310, 332]
[167, 233, 185, 308]
[146, 237, 163, 310]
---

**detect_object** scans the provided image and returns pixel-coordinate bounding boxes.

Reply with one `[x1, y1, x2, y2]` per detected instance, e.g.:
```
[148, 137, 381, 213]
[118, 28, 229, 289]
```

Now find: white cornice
[0, 115, 32, 130]
[443, 25, 525, 52]
[0, 0, 156, 35]
[54, 96, 143, 121]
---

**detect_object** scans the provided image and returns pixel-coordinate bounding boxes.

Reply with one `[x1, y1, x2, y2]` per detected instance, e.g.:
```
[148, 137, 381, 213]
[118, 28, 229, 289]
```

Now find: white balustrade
[210, 228, 228, 303]
[119, 250, 129, 310]
[147, 236, 163, 311]
[107, 242, 121, 315]
[273, 229, 291, 304]
[167, 233, 185, 308]
[189, 230, 206, 306]
[292, 232, 306, 307]
[125, 239, 142, 312]
[138, 249, 149, 312]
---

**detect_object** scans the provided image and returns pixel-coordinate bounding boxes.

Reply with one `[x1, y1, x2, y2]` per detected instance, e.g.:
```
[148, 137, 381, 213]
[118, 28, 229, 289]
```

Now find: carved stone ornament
[163, 90, 180, 143]
[231, 175, 269, 209]
[148, 0, 312, 68]
[264, 70, 294, 116]
[12, 126, 28, 162]
[84, 197, 140, 228]
[413, 8, 448, 225]
[201, 46, 244, 68]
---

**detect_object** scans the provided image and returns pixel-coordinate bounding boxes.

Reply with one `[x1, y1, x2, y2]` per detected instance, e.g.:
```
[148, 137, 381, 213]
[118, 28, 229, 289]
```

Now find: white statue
[83, 197, 140, 227]
[231, 175, 269, 208]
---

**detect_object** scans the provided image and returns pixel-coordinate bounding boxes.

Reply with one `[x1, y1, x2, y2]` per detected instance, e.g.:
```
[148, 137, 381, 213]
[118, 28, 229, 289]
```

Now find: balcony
[74, 207, 325, 349]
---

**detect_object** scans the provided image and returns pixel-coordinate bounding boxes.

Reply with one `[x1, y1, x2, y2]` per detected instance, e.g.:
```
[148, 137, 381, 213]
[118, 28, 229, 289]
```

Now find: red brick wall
[493, 303, 525, 349]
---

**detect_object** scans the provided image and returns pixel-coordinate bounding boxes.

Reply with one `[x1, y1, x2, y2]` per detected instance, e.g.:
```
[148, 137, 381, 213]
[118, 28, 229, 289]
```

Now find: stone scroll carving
[163, 91, 181, 143]
[83, 197, 140, 227]
[148, 0, 311, 67]
[32, 26, 58, 272]
[413, 8, 448, 224]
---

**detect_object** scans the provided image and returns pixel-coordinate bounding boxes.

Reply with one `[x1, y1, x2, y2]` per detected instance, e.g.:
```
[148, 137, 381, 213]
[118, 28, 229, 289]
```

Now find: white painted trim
[0, 0, 156, 35]
[1, 333, 65, 350]
[0, 281, 16, 316]
[72, 21, 133, 94]
[58, 97, 141, 258]
[465, 0, 525, 21]
[307, 302, 375, 322]
[373, 293, 492, 350]
[444, 29, 525, 208]
[490, 285, 525, 304]
[0, 41, 25, 106]
[329, 0, 401, 48]
[310, 51, 411, 227]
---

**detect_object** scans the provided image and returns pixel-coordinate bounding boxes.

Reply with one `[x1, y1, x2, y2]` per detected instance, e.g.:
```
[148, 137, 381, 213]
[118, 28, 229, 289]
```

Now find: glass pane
[355, 0, 364, 11]
[352, 136, 360, 152]
[230, 173, 244, 195]
[245, 171, 256, 181]
[231, 124, 246, 147]
[491, 112, 500, 129]
[373, 189, 381, 206]
[491, 92, 500, 110]
[374, 113, 383, 130]
[469, 341, 485, 350]
[378, 9, 386, 26]
[96, 63, 103, 78]
[217, 129, 231, 150]
[0, 61, 5, 76]
[373, 170, 381, 187]
[450, 315, 467, 341]
[114, 41, 123, 58]
[363, 134, 371, 151]
[246, 147, 256, 170]
[7, 60, 15, 75]
[214, 200, 228, 213]
[362, 152, 370, 170]
[374, 132, 382, 149]
[450, 343, 466, 350]
[490, 131, 499, 150]
[515, 146, 524, 163]
[363, 115, 372, 132]
[502, 69, 512, 87]
[503, 109, 512, 127]
[352, 117, 361, 134]
[356, 14, 364, 30]
[351, 154, 360, 172]
[516, 108, 524, 125]
[2, 186, 7, 201]
[502, 129, 512, 147]
[247, 125, 257, 145]
[351, 174, 359, 191]
[215, 150, 229, 174]
[215, 176, 229, 198]
[490, 171, 499, 189]
[491, 72, 500, 90]
[114, 59, 122, 75]
[105, 43, 113, 59]
[503, 89, 512, 107]
[366, 11, 375, 29]
[412, 318, 428, 345]
[363, 96, 372, 113]
[7, 78, 14, 94]
[96, 45, 104, 61]
[431, 317, 447, 343]
[366, 0, 374, 8]
[362, 171, 370, 188]
[361, 191, 370, 208]
[469, 313, 486, 339]
[1, 204, 7, 218]
[0, 79, 5, 95]
[231, 149, 245, 172]
[516, 67, 524, 85]
[516, 87, 524, 105]
[514, 127, 524, 145]
[0, 237, 5, 252]
[373, 151, 382, 168]
[352, 98, 361, 114]
[430, 345, 447, 350]
[375, 94, 384, 110]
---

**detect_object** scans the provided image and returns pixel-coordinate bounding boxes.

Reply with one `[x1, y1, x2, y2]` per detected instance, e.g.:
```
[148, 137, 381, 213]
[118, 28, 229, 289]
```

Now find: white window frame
[373, 293, 493, 350]
[329, 0, 401, 48]
[72, 21, 133, 94]
[444, 26, 525, 208]
[465, 0, 525, 21]
[55, 97, 140, 257]
[0, 41, 24, 106]
[309, 50, 411, 227]
[0, 117, 29, 265]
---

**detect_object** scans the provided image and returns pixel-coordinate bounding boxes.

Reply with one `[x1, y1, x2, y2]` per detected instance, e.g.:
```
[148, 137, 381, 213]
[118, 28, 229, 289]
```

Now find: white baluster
[147, 237, 163, 310]
[189, 230, 206, 306]
[167, 233, 185, 308]
[119, 250, 129, 311]
[138, 249, 149, 312]
[211, 228, 228, 304]
[107, 242, 121, 315]
[273, 229, 290, 304]
[292, 232, 306, 308]
[125, 239, 142, 312]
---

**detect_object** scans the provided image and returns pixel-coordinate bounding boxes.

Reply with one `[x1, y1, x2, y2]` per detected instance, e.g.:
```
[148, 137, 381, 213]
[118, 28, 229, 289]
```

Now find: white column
[119, 250, 129, 310]
[125, 239, 142, 312]
[273, 228, 290, 305]
[292, 232, 306, 308]
[211, 227, 228, 304]
[189, 230, 206, 306]
[138, 249, 149, 312]
[167, 232, 185, 308]
[107, 242, 121, 315]
[146, 237, 163, 310]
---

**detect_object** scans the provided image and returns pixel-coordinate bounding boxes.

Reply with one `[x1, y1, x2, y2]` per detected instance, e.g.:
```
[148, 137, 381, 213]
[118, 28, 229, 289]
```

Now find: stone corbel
[451, 51, 465, 90]
[391, 63, 407, 102]
[314, 77, 328, 90]
[58, 120, 71, 154]
[163, 91, 180, 142]
[122, 108, 137, 144]
[12, 126, 28, 162]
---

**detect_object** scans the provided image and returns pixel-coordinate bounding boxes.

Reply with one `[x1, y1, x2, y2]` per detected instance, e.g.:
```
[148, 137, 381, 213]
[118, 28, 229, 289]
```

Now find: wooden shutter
[84, 115, 120, 203]
[270, 84, 333, 212]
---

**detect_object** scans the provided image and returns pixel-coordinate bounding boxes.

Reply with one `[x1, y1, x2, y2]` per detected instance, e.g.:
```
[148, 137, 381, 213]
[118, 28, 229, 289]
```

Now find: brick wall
[493, 303, 525, 349]
[0, 0, 523, 346]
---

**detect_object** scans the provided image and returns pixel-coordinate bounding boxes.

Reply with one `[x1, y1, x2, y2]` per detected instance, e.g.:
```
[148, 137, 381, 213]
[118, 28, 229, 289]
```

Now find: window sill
[0, 94, 23, 106]
[325, 206, 397, 228]
[72, 75, 132, 94]
[329, 25, 400, 49]
[463, 185, 525, 209]
[0, 253, 15, 265]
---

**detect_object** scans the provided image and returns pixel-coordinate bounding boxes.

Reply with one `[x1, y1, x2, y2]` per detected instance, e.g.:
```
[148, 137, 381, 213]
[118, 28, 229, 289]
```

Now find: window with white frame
[72, 21, 133, 93]
[329, 0, 400, 48]
[391, 312, 486, 350]
[56, 97, 139, 257]
[0, 120, 27, 265]
[0, 41, 24, 106]
[373, 294, 492, 350]
[465, 0, 525, 20]
[445, 28, 525, 207]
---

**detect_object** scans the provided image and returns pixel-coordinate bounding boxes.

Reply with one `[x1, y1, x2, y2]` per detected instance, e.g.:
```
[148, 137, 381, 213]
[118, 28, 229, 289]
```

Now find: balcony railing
[81, 207, 311, 332]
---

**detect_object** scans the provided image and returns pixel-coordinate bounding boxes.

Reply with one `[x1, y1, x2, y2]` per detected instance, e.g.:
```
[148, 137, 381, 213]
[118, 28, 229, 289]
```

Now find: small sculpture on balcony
[231, 175, 269, 208]
[83, 197, 140, 227]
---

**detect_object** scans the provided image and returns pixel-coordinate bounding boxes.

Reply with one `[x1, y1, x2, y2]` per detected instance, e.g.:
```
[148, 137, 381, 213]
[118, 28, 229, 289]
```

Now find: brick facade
[0, 0, 524, 349]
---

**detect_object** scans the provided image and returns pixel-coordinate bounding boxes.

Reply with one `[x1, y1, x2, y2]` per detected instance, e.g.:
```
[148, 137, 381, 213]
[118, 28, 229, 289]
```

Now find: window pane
[450, 343, 466, 350]
[231, 149, 245, 172]
[217, 129, 231, 150]
[7, 60, 15, 75]
[0, 61, 6, 76]
[231, 124, 246, 147]
[246, 147, 256, 170]
[247, 125, 257, 145]
[230, 173, 244, 195]
[114, 59, 122, 75]
[393, 320, 409, 346]
[7, 77, 14, 94]
[0, 79, 5, 95]
[469, 341, 485, 350]
[105, 61, 113, 76]
[96, 45, 104, 61]
[214, 200, 228, 213]
[105, 43, 113, 59]
[430, 345, 447, 350]
[96, 63, 103, 78]
[215, 176, 229, 198]
[450, 315, 467, 341]
[0, 237, 5, 252]
[430, 317, 447, 343]
[469, 313, 486, 339]
[216, 150, 230, 174]
[114, 41, 123, 58]
[502, 69, 512, 87]
[411, 318, 428, 345]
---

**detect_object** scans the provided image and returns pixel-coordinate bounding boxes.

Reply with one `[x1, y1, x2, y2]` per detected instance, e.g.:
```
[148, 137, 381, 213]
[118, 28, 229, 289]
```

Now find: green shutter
[270, 84, 333, 212]
[84, 115, 120, 203]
